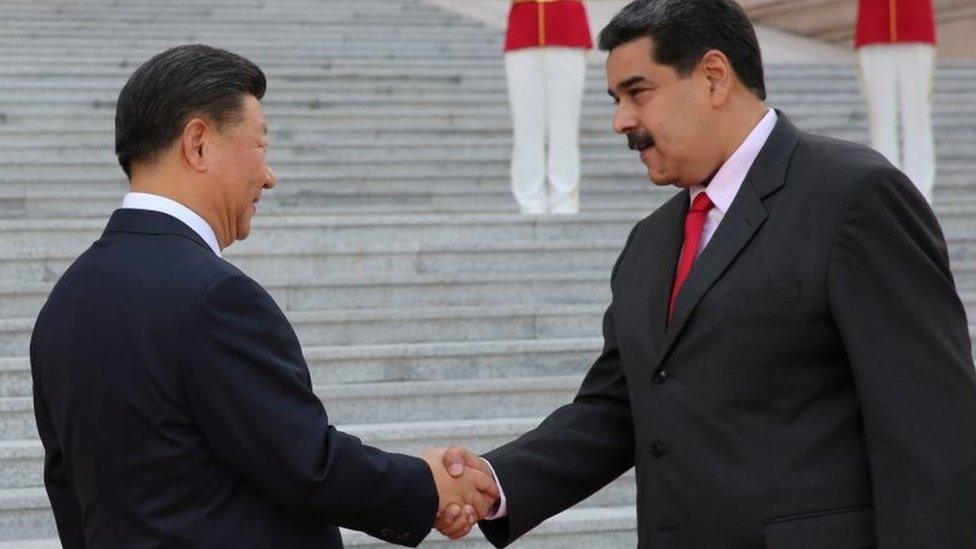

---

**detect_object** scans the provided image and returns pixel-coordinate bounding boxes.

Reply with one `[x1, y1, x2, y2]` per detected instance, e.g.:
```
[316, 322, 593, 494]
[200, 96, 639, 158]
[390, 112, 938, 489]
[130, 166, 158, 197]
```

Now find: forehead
[605, 36, 673, 85]
[240, 95, 264, 121]
[236, 95, 267, 132]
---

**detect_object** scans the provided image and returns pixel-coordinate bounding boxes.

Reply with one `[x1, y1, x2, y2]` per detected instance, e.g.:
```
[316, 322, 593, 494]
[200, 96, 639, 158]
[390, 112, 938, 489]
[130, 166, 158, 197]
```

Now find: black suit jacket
[31, 209, 437, 548]
[480, 114, 976, 548]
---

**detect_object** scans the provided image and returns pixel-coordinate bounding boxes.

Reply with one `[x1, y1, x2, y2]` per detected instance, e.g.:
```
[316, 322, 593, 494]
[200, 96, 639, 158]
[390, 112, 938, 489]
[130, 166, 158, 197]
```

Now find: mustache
[627, 131, 655, 151]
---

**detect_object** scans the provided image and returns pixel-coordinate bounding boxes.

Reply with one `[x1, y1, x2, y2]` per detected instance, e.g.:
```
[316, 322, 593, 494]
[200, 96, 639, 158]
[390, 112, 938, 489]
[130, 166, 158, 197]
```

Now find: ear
[699, 50, 733, 107]
[181, 117, 211, 173]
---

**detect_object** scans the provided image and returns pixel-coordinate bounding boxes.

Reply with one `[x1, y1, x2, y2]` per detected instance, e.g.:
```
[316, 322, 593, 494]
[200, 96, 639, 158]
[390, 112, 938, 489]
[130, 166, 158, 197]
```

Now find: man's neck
[128, 179, 226, 248]
[719, 104, 770, 162]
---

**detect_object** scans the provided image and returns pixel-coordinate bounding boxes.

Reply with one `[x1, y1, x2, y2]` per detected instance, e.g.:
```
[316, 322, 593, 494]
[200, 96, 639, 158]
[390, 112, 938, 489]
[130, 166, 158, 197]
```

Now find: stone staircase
[0, 0, 974, 547]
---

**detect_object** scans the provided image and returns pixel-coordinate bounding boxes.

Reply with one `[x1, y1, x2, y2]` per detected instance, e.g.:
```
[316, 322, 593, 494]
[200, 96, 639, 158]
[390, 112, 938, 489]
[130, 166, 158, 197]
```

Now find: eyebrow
[607, 75, 649, 99]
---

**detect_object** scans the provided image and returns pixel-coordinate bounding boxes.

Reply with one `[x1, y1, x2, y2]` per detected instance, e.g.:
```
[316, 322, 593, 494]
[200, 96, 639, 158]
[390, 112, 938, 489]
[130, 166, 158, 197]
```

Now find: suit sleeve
[30, 317, 86, 549]
[478, 225, 640, 547]
[827, 167, 976, 548]
[180, 274, 437, 547]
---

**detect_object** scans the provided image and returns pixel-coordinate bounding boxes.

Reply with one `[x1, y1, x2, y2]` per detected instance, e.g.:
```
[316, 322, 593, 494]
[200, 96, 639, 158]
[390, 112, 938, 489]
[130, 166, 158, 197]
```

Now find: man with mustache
[30, 44, 497, 548]
[439, 0, 976, 547]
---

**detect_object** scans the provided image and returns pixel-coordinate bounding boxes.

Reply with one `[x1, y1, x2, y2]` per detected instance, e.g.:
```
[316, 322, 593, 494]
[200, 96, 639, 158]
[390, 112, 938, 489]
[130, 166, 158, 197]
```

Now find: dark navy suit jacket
[31, 209, 437, 548]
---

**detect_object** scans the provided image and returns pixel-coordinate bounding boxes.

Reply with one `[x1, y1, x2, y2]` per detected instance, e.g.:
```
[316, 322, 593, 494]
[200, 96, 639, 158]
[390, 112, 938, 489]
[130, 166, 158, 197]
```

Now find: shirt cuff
[481, 457, 508, 520]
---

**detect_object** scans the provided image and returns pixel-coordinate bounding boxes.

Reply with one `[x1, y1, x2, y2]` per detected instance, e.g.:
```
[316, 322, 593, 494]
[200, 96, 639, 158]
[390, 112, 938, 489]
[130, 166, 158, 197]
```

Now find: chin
[237, 220, 252, 241]
[647, 169, 677, 187]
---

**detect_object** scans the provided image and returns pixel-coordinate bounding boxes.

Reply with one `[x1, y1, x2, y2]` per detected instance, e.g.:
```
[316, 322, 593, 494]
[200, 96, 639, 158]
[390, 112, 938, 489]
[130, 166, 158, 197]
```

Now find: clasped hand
[422, 447, 498, 540]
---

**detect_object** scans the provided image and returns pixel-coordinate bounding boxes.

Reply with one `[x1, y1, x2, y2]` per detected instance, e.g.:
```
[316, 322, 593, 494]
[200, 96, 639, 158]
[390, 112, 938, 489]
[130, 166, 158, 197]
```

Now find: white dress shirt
[485, 109, 779, 520]
[120, 192, 222, 257]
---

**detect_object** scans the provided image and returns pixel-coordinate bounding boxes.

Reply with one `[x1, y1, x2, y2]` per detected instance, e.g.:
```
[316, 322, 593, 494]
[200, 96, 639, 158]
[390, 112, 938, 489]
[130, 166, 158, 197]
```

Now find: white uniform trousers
[504, 47, 587, 214]
[858, 43, 937, 201]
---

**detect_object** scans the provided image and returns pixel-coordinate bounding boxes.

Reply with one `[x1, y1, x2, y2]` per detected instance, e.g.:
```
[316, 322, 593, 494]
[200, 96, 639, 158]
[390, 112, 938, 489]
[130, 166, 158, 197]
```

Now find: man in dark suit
[30, 44, 497, 548]
[441, 0, 976, 547]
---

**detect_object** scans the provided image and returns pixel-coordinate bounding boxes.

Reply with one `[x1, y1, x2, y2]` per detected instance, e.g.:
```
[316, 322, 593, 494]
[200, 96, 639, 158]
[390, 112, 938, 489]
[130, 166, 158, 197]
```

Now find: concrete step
[5, 118, 968, 141]
[1, 172, 971, 197]
[0, 488, 635, 548]
[0, 506, 637, 549]
[2, 204, 976, 282]
[0, 40, 502, 57]
[0, 192, 657, 219]
[3, 368, 594, 436]
[0, 262, 976, 346]
[0, 211, 642, 257]
[0, 114, 913, 135]
[0, 117, 952, 140]
[0, 29, 497, 42]
[343, 506, 637, 548]
[1, 267, 611, 324]
[0, 101, 927, 120]
[0, 144, 647, 164]
[0, 167, 973, 200]
[0, 299, 607, 357]
[0, 128, 968, 151]
[3, 138, 976, 165]
[6, 206, 976, 267]
[0, 336, 605, 399]
[3, 156, 975, 183]
[2, 127, 970, 150]
[13, 104, 976, 123]
[0, 234, 625, 285]
[3, 88, 976, 109]
[0, 415, 638, 495]
[0, 501, 643, 547]
[3, 71, 970, 96]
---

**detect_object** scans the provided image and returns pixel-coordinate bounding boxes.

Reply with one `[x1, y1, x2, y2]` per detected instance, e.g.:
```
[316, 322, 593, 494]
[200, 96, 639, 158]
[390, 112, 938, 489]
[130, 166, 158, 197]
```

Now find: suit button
[649, 440, 671, 459]
[657, 518, 679, 531]
[653, 370, 669, 385]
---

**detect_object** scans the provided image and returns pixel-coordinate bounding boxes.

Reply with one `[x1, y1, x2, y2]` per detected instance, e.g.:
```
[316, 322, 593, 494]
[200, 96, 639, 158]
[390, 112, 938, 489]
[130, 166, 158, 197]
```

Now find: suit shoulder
[45, 232, 247, 320]
[792, 131, 906, 196]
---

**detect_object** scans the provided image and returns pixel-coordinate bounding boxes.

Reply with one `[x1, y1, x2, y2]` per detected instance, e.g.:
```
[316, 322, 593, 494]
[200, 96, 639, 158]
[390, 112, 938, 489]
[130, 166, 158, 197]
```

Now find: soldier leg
[858, 44, 901, 169]
[897, 43, 937, 202]
[505, 48, 549, 214]
[544, 47, 587, 215]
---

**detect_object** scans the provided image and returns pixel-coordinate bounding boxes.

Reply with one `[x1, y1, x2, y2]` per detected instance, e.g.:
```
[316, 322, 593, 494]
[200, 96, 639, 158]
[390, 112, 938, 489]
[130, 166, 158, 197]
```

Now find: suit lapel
[652, 112, 801, 369]
[645, 192, 689, 350]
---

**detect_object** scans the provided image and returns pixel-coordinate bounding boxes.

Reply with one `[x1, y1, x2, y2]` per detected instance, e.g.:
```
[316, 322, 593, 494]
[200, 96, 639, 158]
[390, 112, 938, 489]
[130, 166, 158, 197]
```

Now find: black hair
[114, 44, 266, 178]
[598, 0, 766, 100]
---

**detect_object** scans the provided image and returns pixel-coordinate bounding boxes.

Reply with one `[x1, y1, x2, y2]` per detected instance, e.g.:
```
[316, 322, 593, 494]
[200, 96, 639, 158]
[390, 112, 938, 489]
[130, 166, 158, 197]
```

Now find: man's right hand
[422, 447, 499, 540]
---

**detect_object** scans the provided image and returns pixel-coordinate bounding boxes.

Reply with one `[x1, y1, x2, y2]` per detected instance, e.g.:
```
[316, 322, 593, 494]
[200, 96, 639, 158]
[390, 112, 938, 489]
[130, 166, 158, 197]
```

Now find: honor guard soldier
[504, 0, 593, 214]
[856, 0, 938, 201]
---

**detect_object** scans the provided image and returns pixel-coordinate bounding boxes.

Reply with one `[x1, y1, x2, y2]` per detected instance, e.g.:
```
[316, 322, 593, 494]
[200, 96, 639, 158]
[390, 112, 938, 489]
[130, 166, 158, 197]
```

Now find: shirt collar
[689, 109, 778, 213]
[120, 192, 222, 257]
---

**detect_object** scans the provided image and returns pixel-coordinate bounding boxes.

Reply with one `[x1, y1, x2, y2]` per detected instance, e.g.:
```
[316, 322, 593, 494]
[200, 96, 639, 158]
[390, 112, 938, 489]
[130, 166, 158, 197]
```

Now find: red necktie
[669, 192, 714, 320]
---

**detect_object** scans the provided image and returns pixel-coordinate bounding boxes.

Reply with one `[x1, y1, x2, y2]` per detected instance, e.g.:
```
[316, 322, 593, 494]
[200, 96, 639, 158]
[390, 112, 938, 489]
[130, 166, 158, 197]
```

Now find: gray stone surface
[0, 0, 973, 546]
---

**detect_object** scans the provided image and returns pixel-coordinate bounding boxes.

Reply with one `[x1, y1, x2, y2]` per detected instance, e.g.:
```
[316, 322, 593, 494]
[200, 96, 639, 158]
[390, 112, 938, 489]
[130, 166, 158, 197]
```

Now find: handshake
[422, 447, 499, 540]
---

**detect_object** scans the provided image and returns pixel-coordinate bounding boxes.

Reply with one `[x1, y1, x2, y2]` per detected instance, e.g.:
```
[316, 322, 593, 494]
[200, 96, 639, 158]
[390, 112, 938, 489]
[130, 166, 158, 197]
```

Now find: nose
[264, 165, 277, 189]
[612, 103, 639, 135]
